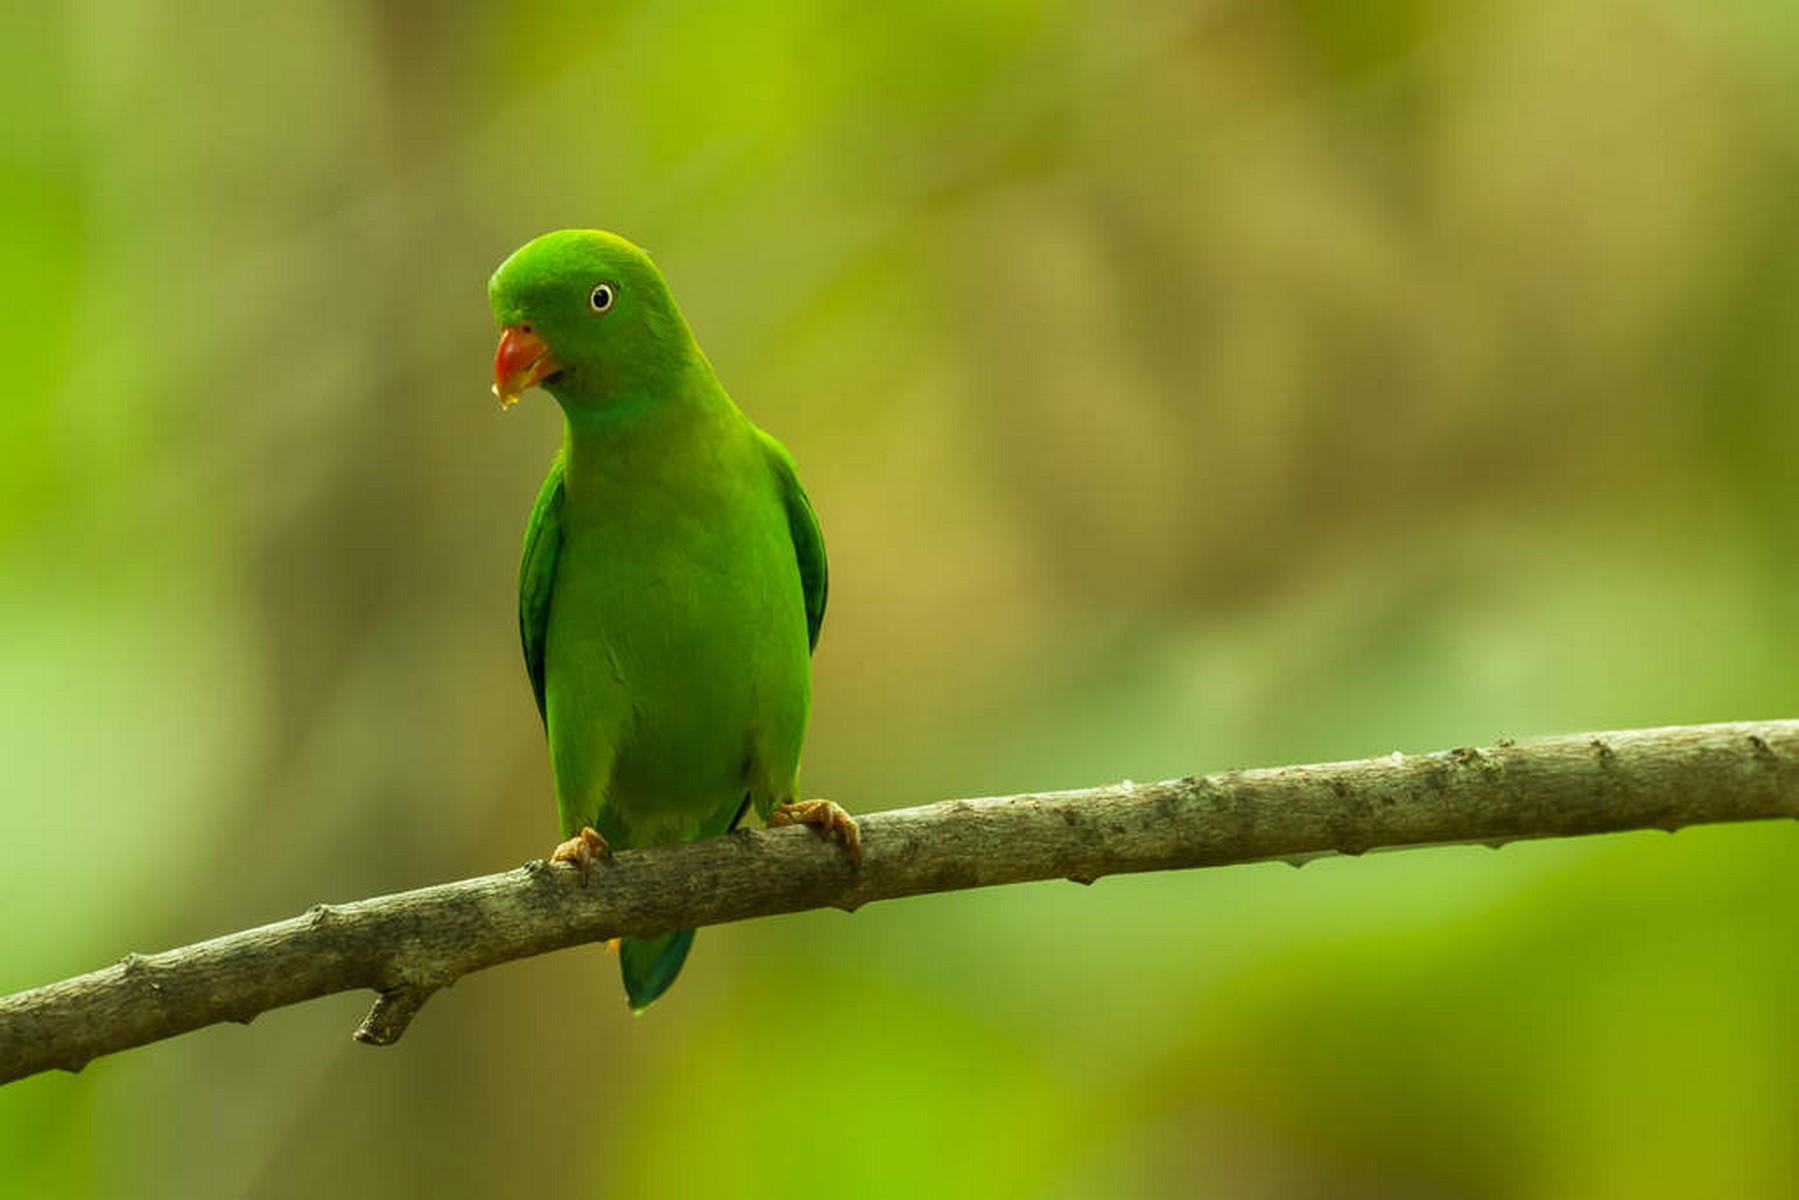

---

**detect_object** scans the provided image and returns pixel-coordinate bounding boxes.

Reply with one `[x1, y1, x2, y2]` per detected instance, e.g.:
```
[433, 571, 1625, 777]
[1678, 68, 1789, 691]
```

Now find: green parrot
[489, 229, 858, 1011]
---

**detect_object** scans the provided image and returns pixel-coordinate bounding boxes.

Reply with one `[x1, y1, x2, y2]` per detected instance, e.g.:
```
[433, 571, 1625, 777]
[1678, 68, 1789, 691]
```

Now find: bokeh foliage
[4, 1, 1799, 1196]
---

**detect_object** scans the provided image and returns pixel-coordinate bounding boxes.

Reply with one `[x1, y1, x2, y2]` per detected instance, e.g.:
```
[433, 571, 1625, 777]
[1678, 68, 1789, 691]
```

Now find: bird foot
[551, 826, 611, 884]
[768, 799, 862, 866]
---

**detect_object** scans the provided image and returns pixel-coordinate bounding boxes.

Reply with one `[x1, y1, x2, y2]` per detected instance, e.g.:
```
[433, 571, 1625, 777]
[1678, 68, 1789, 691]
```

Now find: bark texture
[5, 720, 1796, 1085]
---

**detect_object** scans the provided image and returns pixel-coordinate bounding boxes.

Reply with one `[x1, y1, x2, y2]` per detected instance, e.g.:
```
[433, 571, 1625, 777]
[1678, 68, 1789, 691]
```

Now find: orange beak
[492, 326, 562, 409]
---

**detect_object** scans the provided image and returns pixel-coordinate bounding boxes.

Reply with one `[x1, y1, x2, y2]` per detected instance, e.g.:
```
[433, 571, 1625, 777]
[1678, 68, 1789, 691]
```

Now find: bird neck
[558, 356, 737, 501]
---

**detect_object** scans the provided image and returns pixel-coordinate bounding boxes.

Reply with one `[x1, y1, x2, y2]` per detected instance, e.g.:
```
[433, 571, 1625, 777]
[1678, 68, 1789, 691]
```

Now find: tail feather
[620, 929, 696, 1012]
[614, 794, 746, 1010]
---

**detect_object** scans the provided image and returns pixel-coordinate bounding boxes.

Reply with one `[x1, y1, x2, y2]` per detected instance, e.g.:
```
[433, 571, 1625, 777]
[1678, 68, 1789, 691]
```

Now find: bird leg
[768, 799, 862, 865]
[551, 826, 611, 884]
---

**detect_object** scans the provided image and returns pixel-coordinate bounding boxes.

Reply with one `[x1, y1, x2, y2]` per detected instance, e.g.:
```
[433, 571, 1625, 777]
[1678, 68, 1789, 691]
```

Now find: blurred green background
[5, 1, 1799, 1196]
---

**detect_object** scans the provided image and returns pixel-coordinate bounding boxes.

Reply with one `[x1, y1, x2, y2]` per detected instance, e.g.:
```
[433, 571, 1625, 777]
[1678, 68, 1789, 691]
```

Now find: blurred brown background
[5, 2, 1799, 1196]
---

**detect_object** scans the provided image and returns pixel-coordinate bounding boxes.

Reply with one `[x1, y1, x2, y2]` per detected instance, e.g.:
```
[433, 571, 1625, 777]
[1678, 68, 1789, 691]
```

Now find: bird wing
[518, 451, 566, 727]
[759, 430, 828, 653]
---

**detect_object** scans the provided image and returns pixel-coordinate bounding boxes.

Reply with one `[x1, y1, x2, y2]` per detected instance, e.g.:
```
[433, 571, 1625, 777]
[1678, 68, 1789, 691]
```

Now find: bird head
[488, 229, 695, 414]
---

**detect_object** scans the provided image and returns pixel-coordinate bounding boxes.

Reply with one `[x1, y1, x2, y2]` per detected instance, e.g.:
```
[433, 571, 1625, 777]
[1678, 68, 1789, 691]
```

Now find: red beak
[492, 326, 561, 409]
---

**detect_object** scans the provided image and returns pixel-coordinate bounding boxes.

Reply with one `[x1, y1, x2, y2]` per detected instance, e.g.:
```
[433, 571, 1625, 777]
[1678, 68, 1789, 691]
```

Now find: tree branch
[5, 720, 1797, 1085]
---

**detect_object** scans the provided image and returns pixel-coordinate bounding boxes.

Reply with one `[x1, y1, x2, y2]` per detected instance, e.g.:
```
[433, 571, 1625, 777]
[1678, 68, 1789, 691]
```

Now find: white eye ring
[589, 283, 616, 314]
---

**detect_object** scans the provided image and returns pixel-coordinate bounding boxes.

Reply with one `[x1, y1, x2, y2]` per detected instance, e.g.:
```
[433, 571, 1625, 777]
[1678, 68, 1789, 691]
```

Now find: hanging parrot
[489, 229, 859, 1011]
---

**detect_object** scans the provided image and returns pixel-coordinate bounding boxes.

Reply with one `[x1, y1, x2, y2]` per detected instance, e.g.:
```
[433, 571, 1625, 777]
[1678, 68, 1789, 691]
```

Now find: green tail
[620, 929, 696, 1011]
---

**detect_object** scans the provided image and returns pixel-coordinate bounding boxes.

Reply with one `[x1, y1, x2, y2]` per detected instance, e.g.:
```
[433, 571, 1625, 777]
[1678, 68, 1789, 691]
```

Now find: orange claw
[550, 826, 611, 884]
[769, 799, 862, 865]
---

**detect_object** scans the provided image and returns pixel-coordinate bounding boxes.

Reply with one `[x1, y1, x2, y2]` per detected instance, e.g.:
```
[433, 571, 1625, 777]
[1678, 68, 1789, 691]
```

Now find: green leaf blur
[3, 1, 1797, 1196]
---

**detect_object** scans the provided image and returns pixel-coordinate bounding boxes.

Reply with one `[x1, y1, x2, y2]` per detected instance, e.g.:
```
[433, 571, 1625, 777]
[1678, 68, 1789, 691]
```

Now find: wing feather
[758, 431, 827, 653]
[518, 453, 566, 727]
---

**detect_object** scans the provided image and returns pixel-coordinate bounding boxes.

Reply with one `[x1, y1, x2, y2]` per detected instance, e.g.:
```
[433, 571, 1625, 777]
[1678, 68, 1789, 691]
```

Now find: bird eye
[588, 283, 616, 314]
